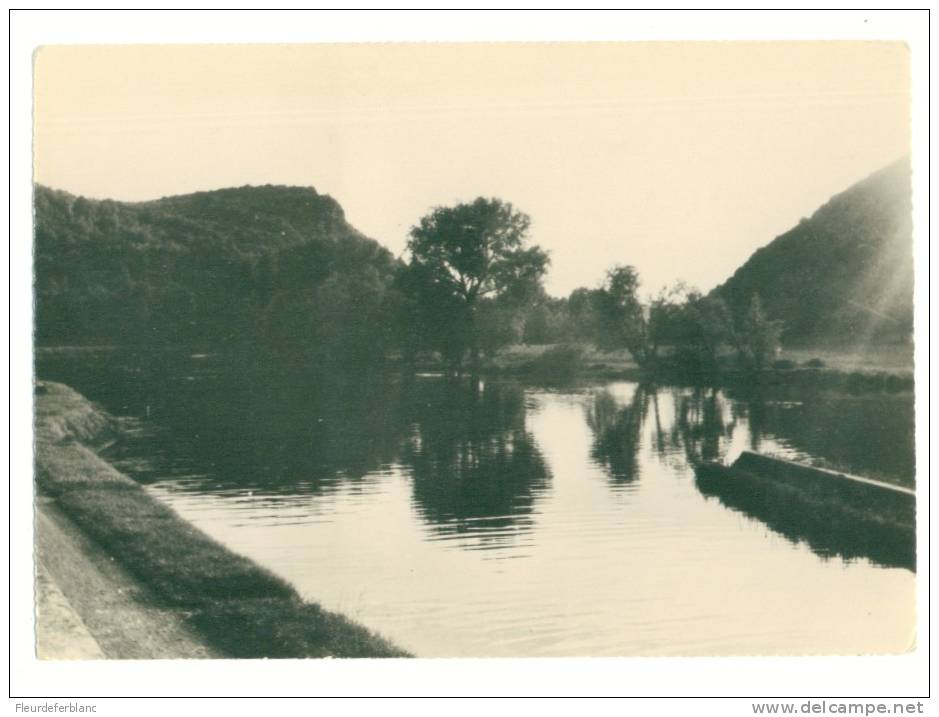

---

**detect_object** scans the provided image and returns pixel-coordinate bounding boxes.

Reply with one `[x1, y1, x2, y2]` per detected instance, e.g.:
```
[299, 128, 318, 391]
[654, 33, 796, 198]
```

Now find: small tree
[522, 302, 552, 345]
[477, 300, 524, 358]
[688, 294, 737, 370]
[407, 197, 549, 371]
[595, 265, 658, 367]
[645, 281, 693, 352]
[738, 294, 783, 370]
[664, 292, 737, 375]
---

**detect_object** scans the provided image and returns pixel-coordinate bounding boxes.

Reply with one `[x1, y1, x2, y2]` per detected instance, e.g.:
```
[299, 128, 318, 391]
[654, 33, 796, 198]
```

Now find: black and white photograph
[9, 8, 930, 707]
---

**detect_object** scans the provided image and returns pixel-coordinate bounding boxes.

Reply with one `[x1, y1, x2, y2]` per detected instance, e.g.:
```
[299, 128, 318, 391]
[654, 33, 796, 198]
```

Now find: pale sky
[33, 42, 910, 297]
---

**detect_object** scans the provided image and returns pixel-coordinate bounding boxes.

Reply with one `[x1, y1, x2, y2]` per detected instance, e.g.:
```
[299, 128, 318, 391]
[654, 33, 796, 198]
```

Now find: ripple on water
[107, 374, 914, 657]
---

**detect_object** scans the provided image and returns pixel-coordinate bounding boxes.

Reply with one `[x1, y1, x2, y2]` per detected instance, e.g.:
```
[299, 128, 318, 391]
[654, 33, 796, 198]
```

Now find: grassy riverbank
[35, 381, 409, 658]
[479, 343, 913, 389]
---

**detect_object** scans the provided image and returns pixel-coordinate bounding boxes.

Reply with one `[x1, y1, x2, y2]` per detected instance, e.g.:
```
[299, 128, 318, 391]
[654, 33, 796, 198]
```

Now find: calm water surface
[37, 350, 916, 657]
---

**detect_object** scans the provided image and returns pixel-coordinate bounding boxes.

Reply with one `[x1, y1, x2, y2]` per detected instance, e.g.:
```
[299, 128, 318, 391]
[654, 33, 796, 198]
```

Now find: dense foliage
[505, 158, 913, 369]
[713, 158, 913, 345]
[35, 157, 912, 373]
[404, 198, 549, 369]
[34, 184, 401, 365]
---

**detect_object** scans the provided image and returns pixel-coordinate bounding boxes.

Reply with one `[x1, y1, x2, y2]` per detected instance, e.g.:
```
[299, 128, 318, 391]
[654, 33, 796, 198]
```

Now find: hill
[34, 184, 400, 358]
[713, 158, 913, 345]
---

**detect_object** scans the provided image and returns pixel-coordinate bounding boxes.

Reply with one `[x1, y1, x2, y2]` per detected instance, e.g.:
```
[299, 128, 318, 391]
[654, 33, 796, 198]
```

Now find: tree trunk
[467, 298, 481, 376]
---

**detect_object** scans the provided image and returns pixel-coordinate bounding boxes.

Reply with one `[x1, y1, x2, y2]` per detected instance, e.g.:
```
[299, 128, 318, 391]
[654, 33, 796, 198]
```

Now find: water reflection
[578, 380, 916, 570]
[403, 379, 551, 545]
[36, 348, 916, 570]
[38, 349, 553, 547]
[584, 386, 647, 486]
[107, 372, 413, 499]
[35, 349, 916, 655]
[674, 388, 738, 466]
[694, 466, 915, 571]
[725, 386, 915, 487]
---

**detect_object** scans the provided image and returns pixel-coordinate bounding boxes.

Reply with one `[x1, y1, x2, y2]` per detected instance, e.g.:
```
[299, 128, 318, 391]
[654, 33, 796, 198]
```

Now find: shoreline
[34, 381, 410, 659]
[35, 495, 219, 659]
[481, 362, 914, 395]
[36, 342, 914, 393]
[480, 349, 914, 392]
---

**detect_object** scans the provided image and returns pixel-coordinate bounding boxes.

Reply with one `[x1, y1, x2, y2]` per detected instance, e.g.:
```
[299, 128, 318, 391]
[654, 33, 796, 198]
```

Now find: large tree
[406, 197, 549, 370]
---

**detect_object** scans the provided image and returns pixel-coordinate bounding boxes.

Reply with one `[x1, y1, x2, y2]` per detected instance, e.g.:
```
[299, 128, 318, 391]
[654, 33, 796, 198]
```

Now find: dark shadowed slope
[34, 184, 399, 351]
[714, 158, 913, 345]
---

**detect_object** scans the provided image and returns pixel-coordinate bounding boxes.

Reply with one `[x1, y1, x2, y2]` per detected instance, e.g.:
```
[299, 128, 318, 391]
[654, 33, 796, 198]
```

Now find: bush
[530, 345, 583, 380]
[803, 358, 826, 369]
[772, 359, 796, 370]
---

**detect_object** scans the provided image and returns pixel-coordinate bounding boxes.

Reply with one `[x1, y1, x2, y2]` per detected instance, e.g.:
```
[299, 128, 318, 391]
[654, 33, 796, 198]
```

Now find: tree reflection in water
[584, 384, 741, 485]
[45, 346, 915, 570]
[402, 378, 551, 547]
[89, 360, 415, 499]
[674, 387, 738, 466]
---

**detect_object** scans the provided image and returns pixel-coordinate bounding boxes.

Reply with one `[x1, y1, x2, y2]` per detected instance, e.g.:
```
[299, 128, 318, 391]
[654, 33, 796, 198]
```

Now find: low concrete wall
[694, 456, 915, 571]
[731, 451, 914, 528]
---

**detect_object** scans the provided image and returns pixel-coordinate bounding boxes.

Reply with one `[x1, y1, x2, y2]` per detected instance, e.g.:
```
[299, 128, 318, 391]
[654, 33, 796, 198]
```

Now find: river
[36, 348, 916, 657]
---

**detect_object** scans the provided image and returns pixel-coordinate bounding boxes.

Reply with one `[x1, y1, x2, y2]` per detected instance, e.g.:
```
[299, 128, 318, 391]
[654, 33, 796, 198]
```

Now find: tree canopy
[405, 197, 549, 369]
[407, 198, 548, 307]
[34, 158, 909, 378]
[33, 184, 401, 368]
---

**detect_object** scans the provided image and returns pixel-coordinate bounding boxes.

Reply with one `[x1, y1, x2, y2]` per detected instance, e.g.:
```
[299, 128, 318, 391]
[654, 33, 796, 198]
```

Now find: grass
[186, 599, 408, 658]
[34, 381, 115, 444]
[35, 380, 409, 658]
[36, 441, 138, 495]
[486, 343, 638, 378]
[55, 487, 296, 606]
[779, 344, 914, 375]
[526, 344, 584, 381]
[486, 342, 914, 387]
